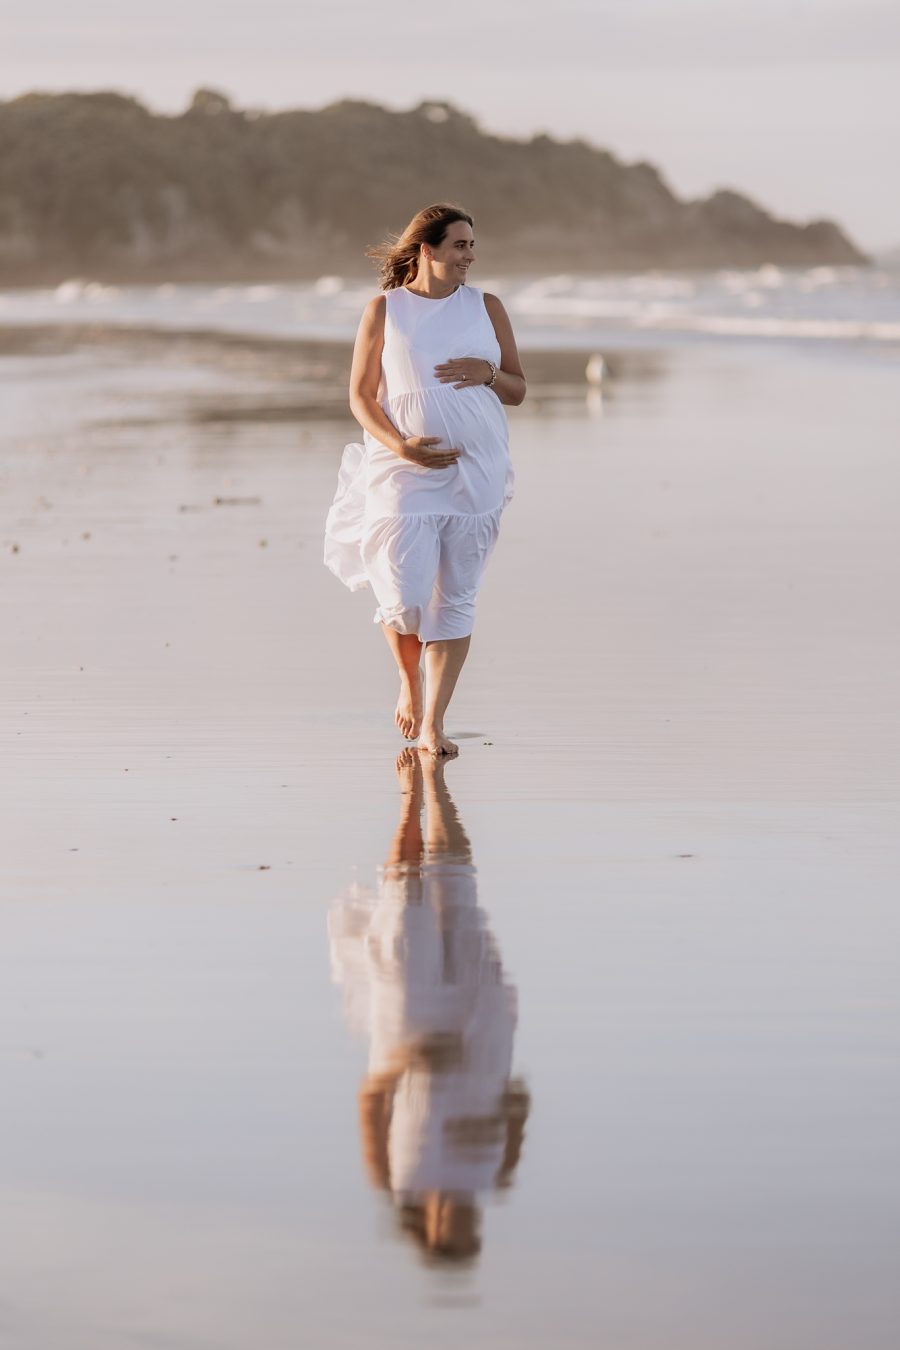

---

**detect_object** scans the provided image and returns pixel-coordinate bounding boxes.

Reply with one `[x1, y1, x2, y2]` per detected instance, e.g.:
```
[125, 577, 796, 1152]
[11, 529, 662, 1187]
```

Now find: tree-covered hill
[0, 89, 866, 284]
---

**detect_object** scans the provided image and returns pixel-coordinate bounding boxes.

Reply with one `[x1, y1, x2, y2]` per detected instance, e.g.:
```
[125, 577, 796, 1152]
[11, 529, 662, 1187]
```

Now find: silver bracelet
[485, 360, 499, 388]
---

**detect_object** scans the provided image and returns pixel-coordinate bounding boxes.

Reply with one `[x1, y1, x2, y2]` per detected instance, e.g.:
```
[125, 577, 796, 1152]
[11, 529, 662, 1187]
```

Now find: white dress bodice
[362, 284, 514, 519]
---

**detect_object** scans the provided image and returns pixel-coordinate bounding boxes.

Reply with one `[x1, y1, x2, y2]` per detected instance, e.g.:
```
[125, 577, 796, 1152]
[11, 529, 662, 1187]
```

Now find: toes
[396, 703, 417, 738]
[419, 740, 456, 757]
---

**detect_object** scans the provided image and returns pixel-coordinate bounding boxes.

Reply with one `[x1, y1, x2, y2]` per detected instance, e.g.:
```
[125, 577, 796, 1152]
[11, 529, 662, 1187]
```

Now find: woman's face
[425, 221, 476, 282]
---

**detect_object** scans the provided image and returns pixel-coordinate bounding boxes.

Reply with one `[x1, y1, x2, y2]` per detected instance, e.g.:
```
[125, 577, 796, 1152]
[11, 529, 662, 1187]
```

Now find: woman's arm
[349, 296, 462, 470]
[483, 293, 527, 406]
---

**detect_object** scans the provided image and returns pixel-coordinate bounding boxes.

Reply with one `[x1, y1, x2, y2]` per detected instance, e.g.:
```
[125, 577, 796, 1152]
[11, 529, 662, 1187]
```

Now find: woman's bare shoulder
[357, 292, 387, 338]
[362, 292, 387, 318]
[481, 291, 516, 337]
[481, 291, 508, 315]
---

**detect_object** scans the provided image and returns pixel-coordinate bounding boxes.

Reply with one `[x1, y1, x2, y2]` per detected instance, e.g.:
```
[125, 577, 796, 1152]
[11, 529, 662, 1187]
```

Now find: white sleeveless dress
[324, 283, 515, 642]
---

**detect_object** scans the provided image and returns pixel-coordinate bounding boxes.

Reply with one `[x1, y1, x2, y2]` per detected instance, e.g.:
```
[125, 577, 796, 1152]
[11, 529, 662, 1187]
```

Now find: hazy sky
[4, 0, 899, 250]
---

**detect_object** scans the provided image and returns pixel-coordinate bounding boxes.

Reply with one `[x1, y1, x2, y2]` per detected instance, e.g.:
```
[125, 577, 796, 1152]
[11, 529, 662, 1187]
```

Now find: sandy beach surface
[2, 322, 898, 1348]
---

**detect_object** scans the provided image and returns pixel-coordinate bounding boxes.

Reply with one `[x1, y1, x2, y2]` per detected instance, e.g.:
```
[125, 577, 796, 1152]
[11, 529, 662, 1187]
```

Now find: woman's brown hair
[365, 203, 474, 291]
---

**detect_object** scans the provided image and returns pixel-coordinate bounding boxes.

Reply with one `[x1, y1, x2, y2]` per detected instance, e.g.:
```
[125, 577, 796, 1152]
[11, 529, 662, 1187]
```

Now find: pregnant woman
[324, 203, 527, 756]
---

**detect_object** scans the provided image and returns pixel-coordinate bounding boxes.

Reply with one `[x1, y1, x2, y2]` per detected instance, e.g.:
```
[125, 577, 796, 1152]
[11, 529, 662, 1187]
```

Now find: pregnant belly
[365, 388, 510, 515]
[386, 387, 506, 453]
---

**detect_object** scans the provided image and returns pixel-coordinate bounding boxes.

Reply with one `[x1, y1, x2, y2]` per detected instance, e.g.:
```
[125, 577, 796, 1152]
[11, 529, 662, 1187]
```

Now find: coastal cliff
[0, 89, 867, 284]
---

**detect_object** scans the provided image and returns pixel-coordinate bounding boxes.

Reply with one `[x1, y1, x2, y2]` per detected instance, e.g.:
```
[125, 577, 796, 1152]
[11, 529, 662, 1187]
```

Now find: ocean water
[1, 265, 900, 350]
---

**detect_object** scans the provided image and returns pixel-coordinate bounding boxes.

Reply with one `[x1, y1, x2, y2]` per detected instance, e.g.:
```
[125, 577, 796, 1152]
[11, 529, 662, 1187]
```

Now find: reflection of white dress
[323, 284, 515, 642]
[329, 861, 517, 1195]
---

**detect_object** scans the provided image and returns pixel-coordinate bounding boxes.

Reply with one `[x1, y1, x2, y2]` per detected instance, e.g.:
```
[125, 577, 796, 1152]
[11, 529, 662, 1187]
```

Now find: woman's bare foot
[418, 723, 459, 757]
[395, 669, 424, 740]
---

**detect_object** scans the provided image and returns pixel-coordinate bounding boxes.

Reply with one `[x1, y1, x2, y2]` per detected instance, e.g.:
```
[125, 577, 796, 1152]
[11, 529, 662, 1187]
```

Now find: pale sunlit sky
[4, 0, 899, 251]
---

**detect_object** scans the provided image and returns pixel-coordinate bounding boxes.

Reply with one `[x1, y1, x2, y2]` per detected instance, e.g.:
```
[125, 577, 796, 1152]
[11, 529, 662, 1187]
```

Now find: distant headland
[0, 89, 867, 285]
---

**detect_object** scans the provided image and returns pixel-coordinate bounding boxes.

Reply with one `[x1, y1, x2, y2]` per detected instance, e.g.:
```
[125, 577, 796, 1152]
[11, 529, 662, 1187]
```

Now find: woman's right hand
[399, 435, 461, 469]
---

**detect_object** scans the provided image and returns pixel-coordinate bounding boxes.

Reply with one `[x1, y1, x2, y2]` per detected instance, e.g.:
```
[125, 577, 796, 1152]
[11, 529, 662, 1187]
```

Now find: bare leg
[420, 635, 471, 756]
[380, 624, 424, 740]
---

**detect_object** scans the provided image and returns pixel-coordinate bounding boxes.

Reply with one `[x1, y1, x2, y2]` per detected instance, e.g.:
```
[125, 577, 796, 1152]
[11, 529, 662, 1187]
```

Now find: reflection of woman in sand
[328, 751, 529, 1263]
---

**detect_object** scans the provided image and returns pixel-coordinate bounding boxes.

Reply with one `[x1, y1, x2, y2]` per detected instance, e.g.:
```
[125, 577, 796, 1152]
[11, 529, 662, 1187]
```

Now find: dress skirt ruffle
[323, 440, 514, 598]
[323, 441, 369, 591]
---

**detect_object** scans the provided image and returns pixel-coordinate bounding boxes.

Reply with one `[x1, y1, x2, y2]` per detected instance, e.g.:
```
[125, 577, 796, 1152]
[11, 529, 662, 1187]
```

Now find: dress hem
[363, 504, 507, 524]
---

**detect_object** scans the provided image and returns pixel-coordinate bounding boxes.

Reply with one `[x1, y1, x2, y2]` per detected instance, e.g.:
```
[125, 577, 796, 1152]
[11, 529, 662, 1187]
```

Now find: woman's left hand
[434, 357, 493, 389]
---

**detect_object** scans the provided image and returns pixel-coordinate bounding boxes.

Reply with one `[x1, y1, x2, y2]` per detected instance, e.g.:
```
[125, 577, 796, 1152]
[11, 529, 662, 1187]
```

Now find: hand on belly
[398, 435, 461, 471]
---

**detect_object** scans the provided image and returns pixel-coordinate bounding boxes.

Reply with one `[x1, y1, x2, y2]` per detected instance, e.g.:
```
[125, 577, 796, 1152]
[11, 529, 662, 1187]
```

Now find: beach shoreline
[2, 315, 898, 1348]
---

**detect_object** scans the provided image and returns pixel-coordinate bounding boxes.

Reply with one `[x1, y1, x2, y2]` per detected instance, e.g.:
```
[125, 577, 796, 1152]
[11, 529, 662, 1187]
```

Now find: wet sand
[2, 331, 898, 1348]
